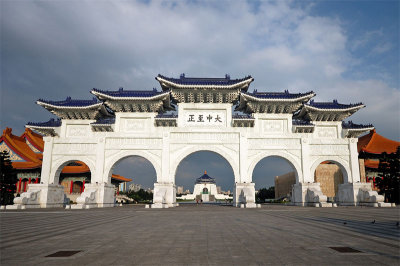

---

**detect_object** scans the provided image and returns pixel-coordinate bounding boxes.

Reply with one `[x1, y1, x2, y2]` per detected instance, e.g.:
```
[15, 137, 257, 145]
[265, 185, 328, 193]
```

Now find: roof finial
[204, 170, 207, 174]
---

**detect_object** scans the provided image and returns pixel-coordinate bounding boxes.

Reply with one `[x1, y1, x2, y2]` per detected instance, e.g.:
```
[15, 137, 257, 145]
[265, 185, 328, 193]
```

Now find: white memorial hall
[13, 73, 387, 209]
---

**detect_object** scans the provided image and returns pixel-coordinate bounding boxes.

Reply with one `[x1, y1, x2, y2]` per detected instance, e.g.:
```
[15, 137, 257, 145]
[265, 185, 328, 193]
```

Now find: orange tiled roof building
[0, 128, 131, 197]
[357, 129, 400, 189]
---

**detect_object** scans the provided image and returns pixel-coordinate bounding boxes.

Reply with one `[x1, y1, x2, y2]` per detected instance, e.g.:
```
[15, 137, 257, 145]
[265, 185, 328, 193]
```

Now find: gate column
[234, 133, 258, 208]
[152, 132, 176, 208]
[72, 137, 115, 209]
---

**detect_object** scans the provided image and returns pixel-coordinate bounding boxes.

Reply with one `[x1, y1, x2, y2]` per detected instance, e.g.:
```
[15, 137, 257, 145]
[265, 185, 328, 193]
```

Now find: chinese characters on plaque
[184, 111, 225, 126]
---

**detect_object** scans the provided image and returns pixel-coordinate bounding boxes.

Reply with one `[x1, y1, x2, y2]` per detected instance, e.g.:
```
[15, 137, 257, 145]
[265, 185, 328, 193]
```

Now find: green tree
[127, 189, 153, 203]
[0, 151, 18, 205]
[256, 187, 275, 203]
[375, 146, 400, 203]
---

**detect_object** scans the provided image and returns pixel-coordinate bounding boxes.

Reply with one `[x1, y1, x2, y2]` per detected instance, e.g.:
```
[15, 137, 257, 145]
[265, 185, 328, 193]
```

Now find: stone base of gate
[292, 183, 329, 207]
[338, 182, 390, 207]
[234, 183, 259, 208]
[152, 182, 177, 208]
[72, 183, 116, 209]
[7, 184, 66, 209]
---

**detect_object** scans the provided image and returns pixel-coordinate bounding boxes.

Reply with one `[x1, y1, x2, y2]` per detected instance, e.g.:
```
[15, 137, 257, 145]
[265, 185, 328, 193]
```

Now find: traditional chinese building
[358, 129, 400, 189]
[177, 171, 231, 202]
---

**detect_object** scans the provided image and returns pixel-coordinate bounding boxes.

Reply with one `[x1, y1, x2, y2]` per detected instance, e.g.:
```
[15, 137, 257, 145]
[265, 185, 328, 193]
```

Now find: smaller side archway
[248, 151, 303, 184]
[249, 153, 302, 201]
[51, 159, 94, 203]
[103, 150, 161, 184]
[310, 157, 350, 184]
[51, 158, 95, 186]
[310, 158, 350, 200]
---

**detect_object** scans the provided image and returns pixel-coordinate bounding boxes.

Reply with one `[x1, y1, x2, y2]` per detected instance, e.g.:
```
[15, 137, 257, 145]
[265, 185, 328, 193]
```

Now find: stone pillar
[95, 138, 106, 183]
[348, 139, 360, 183]
[41, 137, 54, 184]
[300, 138, 311, 183]
[239, 133, 248, 183]
[234, 182, 257, 208]
[152, 182, 176, 208]
[151, 132, 176, 208]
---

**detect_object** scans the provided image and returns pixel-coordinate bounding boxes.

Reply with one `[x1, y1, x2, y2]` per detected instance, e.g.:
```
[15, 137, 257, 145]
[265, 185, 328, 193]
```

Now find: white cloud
[1, 0, 398, 140]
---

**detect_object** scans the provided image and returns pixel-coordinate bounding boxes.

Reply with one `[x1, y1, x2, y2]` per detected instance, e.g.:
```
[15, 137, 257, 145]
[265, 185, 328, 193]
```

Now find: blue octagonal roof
[195, 171, 216, 184]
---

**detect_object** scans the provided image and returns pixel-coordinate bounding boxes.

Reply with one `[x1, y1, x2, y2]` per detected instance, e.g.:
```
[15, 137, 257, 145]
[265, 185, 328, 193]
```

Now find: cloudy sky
[1, 0, 398, 191]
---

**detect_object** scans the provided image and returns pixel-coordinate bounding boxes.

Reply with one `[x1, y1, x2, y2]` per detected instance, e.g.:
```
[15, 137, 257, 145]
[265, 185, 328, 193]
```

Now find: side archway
[50, 157, 96, 185]
[248, 151, 303, 184]
[310, 157, 350, 184]
[171, 145, 239, 184]
[104, 150, 161, 184]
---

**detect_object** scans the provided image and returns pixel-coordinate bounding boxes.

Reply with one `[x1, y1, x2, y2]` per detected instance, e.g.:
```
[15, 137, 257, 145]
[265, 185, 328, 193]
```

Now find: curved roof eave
[91, 90, 171, 101]
[156, 76, 254, 90]
[36, 100, 104, 110]
[241, 92, 315, 102]
[304, 104, 365, 112]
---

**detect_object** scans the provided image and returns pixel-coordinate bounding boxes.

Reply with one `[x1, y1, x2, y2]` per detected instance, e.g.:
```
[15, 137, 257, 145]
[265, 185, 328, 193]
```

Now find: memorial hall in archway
[11, 73, 388, 208]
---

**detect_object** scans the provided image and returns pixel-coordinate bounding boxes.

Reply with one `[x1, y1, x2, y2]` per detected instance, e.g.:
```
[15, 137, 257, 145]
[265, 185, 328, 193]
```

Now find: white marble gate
[12, 74, 386, 209]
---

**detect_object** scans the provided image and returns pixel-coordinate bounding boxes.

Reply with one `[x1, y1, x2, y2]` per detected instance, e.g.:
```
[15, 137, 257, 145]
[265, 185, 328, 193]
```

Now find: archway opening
[58, 161, 91, 203]
[175, 151, 234, 204]
[314, 161, 344, 202]
[252, 156, 296, 203]
[110, 156, 156, 204]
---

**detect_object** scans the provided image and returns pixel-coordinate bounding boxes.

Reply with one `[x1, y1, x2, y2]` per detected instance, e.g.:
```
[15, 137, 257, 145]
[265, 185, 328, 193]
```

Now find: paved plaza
[1, 204, 399, 265]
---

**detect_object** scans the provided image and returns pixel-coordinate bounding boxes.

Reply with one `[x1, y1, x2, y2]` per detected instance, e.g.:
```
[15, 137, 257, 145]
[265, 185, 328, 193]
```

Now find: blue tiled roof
[342, 121, 373, 129]
[27, 118, 61, 127]
[292, 119, 314, 126]
[92, 88, 168, 98]
[307, 99, 363, 109]
[157, 74, 253, 86]
[155, 113, 178, 118]
[232, 114, 254, 119]
[196, 173, 216, 184]
[37, 97, 100, 107]
[92, 117, 115, 125]
[244, 90, 314, 99]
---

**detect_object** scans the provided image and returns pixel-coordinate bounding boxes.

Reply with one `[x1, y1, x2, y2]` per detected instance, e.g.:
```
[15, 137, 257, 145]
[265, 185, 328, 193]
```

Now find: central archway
[171, 146, 239, 184]
[174, 150, 236, 203]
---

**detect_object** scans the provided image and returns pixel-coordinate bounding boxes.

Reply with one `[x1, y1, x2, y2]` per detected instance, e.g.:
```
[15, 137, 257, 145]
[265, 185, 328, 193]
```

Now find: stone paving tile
[1, 205, 399, 265]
